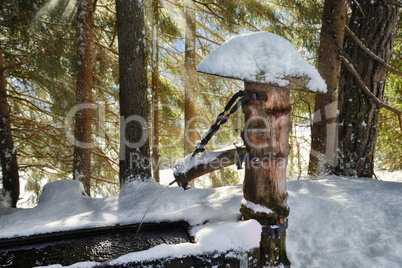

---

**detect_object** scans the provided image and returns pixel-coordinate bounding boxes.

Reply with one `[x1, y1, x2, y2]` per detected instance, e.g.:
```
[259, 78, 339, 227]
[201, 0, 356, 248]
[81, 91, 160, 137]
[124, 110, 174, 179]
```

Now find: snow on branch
[345, 25, 402, 76]
[384, 0, 402, 7]
[340, 56, 402, 130]
[346, 0, 365, 16]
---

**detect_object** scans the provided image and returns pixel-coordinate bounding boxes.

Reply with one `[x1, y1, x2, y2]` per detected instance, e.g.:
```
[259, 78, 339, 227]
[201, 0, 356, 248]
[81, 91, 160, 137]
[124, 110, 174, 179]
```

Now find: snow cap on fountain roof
[197, 31, 327, 93]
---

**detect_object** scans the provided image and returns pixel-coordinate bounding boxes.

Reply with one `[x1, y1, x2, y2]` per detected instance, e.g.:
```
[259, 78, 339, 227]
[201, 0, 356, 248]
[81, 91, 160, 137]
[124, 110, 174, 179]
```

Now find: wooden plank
[173, 147, 247, 187]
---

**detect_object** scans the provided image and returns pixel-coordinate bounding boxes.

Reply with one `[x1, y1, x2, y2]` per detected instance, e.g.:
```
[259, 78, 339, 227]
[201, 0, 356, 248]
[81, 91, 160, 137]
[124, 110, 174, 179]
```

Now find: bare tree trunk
[184, 0, 197, 157]
[336, 0, 399, 177]
[308, 0, 347, 176]
[116, 0, 151, 185]
[151, 0, 160, 183]
[73, 0, 93, 196]
[0, 44, 19, 208]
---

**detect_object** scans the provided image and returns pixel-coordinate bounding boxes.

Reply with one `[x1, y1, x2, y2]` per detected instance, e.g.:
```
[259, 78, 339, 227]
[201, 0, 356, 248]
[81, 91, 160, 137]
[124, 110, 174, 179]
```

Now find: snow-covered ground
[0, 174, 401, 268]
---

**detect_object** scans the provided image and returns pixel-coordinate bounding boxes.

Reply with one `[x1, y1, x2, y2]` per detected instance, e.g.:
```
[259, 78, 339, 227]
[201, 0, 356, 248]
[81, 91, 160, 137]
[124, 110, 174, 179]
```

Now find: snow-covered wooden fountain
[175, 31, 326, 267]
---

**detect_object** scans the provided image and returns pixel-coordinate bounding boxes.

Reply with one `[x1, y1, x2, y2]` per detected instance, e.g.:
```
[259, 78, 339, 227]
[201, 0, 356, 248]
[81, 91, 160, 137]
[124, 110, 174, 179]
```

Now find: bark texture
[151, 0, 160, 183]
[73, 0, 93, 195]
[184, 0, 197, 157]
[336, 0, 399, 177]
[240, 81, 291, 267]
[0, 44, 19, 207]
[309, 0, 347, 175]
[116, 0, 151, 184]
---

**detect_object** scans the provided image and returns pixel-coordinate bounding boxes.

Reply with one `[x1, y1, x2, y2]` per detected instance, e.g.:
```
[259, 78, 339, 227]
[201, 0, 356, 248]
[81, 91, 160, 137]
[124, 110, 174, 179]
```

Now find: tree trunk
[336, 0, 399, 177]
[151, 0, 160, 183]
[0, 44, 19, 208]
[116, 0, 151, 185]
[73, 0, 93, 195]
[308, 0, 347, 176]
[240, 81, 291, 267]
[184, 0, 197, 157]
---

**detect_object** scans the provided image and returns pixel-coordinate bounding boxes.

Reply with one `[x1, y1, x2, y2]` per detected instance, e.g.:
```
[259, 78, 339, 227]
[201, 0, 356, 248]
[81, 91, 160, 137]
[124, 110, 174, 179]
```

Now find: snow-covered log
[173, 147, 246, 188]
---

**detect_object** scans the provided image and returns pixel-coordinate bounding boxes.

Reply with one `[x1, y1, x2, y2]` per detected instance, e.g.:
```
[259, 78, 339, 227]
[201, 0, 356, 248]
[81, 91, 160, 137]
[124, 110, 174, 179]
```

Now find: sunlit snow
[197, 31, 327, 93]
[1, 175, 401, 267]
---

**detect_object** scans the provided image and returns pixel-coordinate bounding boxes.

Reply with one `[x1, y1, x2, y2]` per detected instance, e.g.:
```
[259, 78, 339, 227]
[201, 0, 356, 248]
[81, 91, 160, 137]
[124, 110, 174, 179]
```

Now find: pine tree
[116, 0, 151, 184]
[0, 44, 19, 207]
[0, 0, 50, 207]
[184, 0, 198, 158]
[73, 0, 94, 195]
[308, 0, 347, 176]
[335, 0, 400, 177]
[151, 0, 161, 183]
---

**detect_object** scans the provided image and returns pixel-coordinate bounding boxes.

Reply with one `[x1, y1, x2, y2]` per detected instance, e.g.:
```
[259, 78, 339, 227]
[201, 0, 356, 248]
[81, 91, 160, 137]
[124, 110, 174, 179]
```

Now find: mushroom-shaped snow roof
[197, 32, 327, 93]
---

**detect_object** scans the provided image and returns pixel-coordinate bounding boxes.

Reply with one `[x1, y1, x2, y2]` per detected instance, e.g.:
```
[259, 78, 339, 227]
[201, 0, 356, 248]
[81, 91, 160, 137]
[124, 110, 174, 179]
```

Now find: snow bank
[108, 220, 261, 266]
[1, 176, 401, 267]
[197, 31, 327, 93]
[287, 176, 402, 267]
[0, 179, 243, 239]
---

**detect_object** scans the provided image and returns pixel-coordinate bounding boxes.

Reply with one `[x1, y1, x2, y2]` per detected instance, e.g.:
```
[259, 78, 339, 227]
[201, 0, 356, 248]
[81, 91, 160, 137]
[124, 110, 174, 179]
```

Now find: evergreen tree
[184, 0, 197, 159]
[151, 0, 161, 182]
[308, 0, 347, 176]
[73, 0, 94, 195]
[376, 17, 402, 171]
[0, 43, 19, 207]
[336, 0, 400, 177]
[116, 0, 151, 184]
[0, 0, 49, 207]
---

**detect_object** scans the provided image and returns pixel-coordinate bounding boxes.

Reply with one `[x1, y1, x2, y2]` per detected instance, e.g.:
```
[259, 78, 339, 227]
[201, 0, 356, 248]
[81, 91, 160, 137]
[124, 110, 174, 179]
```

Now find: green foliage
[376, 18, 402, 171]
[4, 0, 399, 206]
[1, 0, 122, 205]
[142, 0, 324, 186]
[159, 11, 182, 40]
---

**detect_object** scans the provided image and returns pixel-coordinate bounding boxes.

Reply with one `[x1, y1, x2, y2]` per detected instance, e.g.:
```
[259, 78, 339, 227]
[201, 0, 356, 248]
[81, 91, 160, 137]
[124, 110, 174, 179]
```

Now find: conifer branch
[192, 0, 238, 25]
[346, 0, 365, 16]
[384, 0, 402, 7]
[38, 20, 73, 27]
[92, 149, 119, 173]
[196, 35, 221, 45]
[345, 25, 402, 76]
[92, 120, 119, 156]
[93, 35, 119, 55]
[89, 174, 119, 185]
[195, 20, 225, 42]
[93, 73, 119, 100]
[9, 96, 62, 122]
[340, 56, 402, 130]
[97, 4, 116, 15]
[265, 1, 309, 10]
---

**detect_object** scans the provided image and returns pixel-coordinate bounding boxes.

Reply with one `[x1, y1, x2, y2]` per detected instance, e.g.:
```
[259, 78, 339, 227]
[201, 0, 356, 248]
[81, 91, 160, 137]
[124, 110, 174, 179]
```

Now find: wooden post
[240, 81, 291, 267]
[195, 31, 326, 267]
